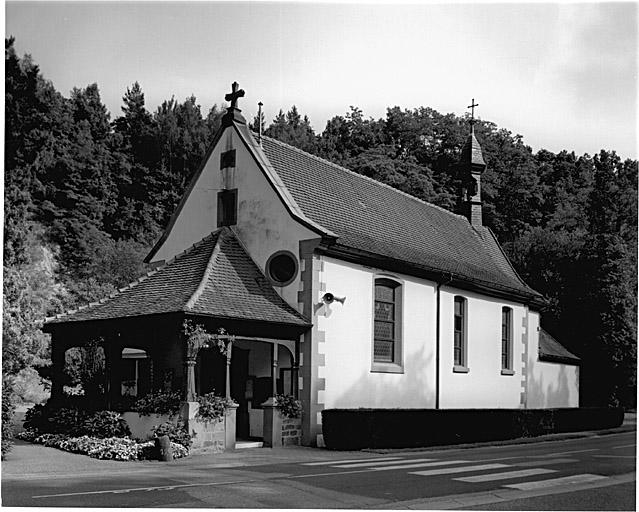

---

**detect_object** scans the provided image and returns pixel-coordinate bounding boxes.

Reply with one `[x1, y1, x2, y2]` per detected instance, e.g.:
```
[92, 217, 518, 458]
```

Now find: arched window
[501, 307, 513, 373]
[373, 278, 402, 371]
[453, 296, 468, 370]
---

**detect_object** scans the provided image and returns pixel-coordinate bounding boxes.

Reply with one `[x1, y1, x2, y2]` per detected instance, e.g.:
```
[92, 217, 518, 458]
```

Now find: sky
[5, 1, 638, 159]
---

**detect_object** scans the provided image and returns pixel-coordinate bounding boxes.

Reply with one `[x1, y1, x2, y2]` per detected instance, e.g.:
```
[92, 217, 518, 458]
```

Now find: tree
[2, 225, 60, 377]
[577, 151, 637, 407]
[265, 106, 319, 154]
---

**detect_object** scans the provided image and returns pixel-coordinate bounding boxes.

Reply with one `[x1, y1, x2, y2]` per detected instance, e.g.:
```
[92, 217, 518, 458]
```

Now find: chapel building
[44, 84, 580, 447]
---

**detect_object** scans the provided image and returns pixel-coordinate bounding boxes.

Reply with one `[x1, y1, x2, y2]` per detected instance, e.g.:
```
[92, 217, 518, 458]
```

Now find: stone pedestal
[262, 397, 282, 448]
[179, 401, 237, 452]
[224, 404, 237, 451]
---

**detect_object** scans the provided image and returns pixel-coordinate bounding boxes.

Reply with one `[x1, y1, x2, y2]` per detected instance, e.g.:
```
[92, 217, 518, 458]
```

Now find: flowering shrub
[16, 431, 188, 461]
[195, 392, 236, 423]
[274, 394, 302, 419]
[151, 420, 192, 448]
[133, 391, 182, 417]
[16, 429, 39, 442]
[83, 411, 131, 438]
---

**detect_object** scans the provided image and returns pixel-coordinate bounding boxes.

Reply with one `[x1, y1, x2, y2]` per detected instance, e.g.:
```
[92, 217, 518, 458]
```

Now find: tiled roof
[539, 328, 580, 365]
[46, 228, 309, 327]
[257, 134, 541, 301]
[461, 131, 486, 167]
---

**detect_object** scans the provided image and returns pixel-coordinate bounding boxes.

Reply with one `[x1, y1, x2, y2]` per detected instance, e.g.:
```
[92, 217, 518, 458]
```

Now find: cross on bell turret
[467, 98, 479, 133]
[457, 98, 487, 227]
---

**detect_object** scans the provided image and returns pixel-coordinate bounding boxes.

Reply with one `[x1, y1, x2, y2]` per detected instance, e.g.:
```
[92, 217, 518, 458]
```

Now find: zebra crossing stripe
[503, 473, 608, 490]
[302, 457, 403, 466]
[409, 463, 510, 476]
[373, 460, 472, 471]
[514, 458, 577, 467]
[334, 458, 436, 468]
[454, 468, 557, 483]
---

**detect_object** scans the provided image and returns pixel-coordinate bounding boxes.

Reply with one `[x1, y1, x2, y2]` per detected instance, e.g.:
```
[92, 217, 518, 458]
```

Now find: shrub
[2, 381, 16, 459]
[195, 392, 235, 423]
[321, 407, 626, 450]
[133, 391, 182, 417]
[47, 407, 90, 435]
[83, 411, 131, 438]
[274, 394, 302, 419]
[22, 404, 46, 432]
[151, 420, 192, 448]
[23, 404, 131, 439]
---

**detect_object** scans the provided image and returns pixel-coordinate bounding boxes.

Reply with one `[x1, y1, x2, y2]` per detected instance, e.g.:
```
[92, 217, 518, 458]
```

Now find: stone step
[235, 440, 264, 449]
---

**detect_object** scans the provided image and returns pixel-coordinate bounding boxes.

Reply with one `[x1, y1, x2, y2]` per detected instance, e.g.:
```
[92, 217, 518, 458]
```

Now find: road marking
[409, 463, 510, 476]
[334, 458, 435, 468]
[612, 444, 635, 449]
[529, 449, 598, 457]
[514, 458, 577, 467]
[302, 456, 403, 466]
[593, 455, 636, 459]
[454, 468, 557, 483]
[373, 460, 472, 471]
[32, 479, 252, 499]
[503, 473, 608, 490]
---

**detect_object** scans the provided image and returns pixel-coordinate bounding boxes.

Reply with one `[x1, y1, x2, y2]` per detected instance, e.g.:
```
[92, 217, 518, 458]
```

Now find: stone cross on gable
[225, 82, 245, 110]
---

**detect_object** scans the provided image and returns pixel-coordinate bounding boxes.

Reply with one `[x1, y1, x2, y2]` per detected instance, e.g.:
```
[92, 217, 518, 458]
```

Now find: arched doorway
[120, 348, 151, 398]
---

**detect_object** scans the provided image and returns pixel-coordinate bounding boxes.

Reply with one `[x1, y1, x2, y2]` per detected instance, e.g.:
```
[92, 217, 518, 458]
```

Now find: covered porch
[43, 228, 311, 449]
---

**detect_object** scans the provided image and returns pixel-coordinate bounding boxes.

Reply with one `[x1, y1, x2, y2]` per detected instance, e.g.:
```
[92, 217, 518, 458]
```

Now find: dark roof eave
[44, 309, 312, 336]
[321, 243, 547, 309]
[183, 311, 312, 338]
[539, 353, 581, 366]
[42, 311, 187, 333]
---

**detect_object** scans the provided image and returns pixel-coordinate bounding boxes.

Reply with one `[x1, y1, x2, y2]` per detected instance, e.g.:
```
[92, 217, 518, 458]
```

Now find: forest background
[3, 38, 637, 428]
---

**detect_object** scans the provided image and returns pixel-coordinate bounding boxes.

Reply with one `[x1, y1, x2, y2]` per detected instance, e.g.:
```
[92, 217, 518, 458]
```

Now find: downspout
[435, 272, 453, 410]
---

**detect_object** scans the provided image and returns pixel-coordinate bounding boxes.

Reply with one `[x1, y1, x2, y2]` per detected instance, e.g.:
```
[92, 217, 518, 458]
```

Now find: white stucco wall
[317, 257, 541, 411]
[438, 288, 524, 408]
[525, 312, 579, 408]
[150, 127, 317, 307]
[318, 257, 437, 409]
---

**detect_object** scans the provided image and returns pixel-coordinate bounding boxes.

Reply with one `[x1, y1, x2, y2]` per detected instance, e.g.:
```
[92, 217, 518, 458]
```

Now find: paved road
[2, 431, 635, 509]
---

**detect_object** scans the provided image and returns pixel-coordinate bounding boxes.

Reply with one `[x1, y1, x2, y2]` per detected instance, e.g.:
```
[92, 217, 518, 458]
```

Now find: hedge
[321, 407, 625, 450]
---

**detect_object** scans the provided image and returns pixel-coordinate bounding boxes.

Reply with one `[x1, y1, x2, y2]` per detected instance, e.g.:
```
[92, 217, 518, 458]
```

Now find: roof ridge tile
[185, 228, 225, 311]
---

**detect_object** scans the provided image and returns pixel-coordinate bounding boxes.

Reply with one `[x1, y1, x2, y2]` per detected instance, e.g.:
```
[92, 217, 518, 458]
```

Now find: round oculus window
[266, 251, 298, 286]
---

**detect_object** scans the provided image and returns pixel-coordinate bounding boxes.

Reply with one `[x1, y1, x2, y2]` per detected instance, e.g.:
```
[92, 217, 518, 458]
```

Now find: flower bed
[16, 430, 188, 461]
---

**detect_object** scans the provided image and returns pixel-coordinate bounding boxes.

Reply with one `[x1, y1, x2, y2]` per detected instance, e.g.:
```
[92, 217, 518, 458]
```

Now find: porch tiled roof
[539, 328, 580, 365]
[257, 134, 541, 301]
[46, 228, 309, 327]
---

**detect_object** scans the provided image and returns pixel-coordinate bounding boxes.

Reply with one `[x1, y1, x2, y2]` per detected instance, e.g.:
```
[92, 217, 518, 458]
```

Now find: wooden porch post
[184, 357, 197, 402]
[225, 341, 233, 400]
[271, 342, 279, 397]
[103, 340, 112, 409]
[50, 333, 66, 403]
[103, 336, 121, 409]
[184, 332, 199, 402]
[293, 339, 301, 399]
